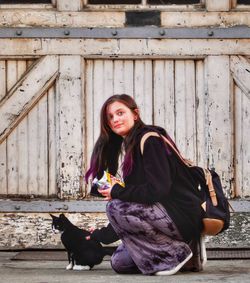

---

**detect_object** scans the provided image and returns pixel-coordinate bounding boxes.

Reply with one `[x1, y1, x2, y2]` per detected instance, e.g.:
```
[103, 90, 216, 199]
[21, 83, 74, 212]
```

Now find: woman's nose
[113, 115, 119, 123]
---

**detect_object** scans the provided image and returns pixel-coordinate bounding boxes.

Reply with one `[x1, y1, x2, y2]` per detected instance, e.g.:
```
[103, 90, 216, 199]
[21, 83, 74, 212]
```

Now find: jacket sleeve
[111, 136, 175, 204]
[90, 223, 119, 244]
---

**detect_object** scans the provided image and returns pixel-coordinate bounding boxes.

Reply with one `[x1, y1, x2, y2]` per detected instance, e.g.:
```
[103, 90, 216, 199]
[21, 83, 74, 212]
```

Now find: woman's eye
[117, 111, 124, 116]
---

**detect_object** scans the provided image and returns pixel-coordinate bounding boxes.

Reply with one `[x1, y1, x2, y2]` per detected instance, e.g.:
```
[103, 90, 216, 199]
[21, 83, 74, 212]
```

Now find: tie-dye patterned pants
[106, 199, 192, 275]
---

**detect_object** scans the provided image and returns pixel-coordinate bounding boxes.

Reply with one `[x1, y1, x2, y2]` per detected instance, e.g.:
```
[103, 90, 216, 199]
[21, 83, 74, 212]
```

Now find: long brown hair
[85, 94, 145, 182]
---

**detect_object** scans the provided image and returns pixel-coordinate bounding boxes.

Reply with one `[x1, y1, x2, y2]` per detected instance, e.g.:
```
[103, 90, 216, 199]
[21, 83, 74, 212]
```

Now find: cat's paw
[73, 265, 90, 271]
[66, 263, 73, 270]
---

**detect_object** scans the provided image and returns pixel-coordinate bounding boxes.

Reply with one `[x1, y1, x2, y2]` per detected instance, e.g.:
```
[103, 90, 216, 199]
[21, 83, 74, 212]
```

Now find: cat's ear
[59, 214, 65, 218]
[50, 214, 57, 219]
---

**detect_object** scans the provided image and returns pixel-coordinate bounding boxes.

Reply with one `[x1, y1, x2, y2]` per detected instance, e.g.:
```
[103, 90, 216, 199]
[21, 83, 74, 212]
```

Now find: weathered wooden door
[1, 54, 250, 248]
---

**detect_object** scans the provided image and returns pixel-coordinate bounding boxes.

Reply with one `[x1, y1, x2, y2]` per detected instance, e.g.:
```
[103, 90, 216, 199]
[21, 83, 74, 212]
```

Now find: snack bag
[92, 171, 125, 190]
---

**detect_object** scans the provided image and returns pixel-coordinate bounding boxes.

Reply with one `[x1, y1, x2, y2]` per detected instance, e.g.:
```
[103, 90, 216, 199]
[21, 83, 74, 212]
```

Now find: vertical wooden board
[195, 60, 207, 167]
[235, 85, 250, 198]
[85, 60, 95, 183]
[92, 60, 105, 143]
[134, 60, 153, 125]
[175, 60, 196, 161]
[57, 56, 83, 199]
[174, 60, 185, 147]
[0, 60, 7, 194]
[205, 56, 233, 197]
[113, 60, 134, 95]
[0, 60, 6, 101]
[6, 130, 19, 194]
[103, 60, 114, 98]
[153, 60, 175, 138]
[48, 85, 57, 196]
[113, 60, 126, 94]
[27, 106, 39, 195]
[17, 117, 28, 195]
[123, 60, 134, 95]
[37, 94, 48, 196]
[17, 60, 29, 195]
[0, 141, 7, 195]
[6, 60, 17, 91]
[57, 0, 82, 11]
[6, 60, 18, 194]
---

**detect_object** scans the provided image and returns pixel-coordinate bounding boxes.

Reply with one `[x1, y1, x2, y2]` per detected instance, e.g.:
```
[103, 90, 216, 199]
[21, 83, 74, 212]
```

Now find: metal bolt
[63, 204, 69, 210]
[112, 30, 118, 36]
[208, 30, 214, 37]
[64, 30, 70, 36]
[16, 30, 22, 36]
[159, 29, 165, 36]
[15, 205, 21, 210]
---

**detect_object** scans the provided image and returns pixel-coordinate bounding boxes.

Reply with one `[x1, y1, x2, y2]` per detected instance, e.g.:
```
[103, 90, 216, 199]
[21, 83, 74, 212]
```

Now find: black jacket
[92, 126, 203, 243]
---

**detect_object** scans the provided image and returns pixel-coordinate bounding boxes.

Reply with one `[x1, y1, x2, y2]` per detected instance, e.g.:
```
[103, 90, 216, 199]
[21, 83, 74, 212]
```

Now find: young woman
[85, 94, 204, 275]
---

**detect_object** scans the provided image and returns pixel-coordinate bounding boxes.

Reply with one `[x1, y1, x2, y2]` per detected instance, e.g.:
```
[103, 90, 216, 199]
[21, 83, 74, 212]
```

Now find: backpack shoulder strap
[140, 131, 193, 167]
[140, 132, 160, 154]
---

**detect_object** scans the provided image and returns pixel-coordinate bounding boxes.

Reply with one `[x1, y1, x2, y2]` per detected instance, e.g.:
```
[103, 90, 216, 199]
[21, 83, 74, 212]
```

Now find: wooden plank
[234, 85, 250, 198]
[113, 60, 126, 94]
[205, 56, 233, 198]
[153, 60, 175, 138]
[161, 11, 250, 27]
[195, 60, 207, 167]
[0, 60, 7, 194]
[0, 11, 124, 27]
[17, 60, 28, 195]
[57, 0, 83, 11]
[0, 141, 7, 195]
[6, 60, 17, 91]
[27, 106, 39, 195]
[85, 59, 95, 188]
[134, 60, 153, 124]
[175, 60, 196, 161]
[92, 60, 105, 142]
[103, 60, 114, 97]
[0, 38, 250, 56]
[0, 60, 6, 101]
[47, 85, 57, 196]
[230, 55, 250, 100]
[0, 55, 59, 143]
[57, 56, 83, 199]
[206, 0, 230, 11]
[1, 10, 250, 28]
[123, 60, 134, 95]
[6, 60, 18, 195]
[37, 94, 48, 196]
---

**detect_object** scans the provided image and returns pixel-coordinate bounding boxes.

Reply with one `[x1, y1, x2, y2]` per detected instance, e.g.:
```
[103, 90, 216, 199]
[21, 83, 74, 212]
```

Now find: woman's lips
[114, 124, 123, 129]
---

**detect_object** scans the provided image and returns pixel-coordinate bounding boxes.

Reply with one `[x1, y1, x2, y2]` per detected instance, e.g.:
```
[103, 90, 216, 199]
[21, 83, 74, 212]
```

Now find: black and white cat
[50, 213, 113, 271]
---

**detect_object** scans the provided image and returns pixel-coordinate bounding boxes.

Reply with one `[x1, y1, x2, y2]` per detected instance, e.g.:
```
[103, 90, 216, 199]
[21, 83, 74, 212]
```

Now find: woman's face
[106, 101, 138, 137]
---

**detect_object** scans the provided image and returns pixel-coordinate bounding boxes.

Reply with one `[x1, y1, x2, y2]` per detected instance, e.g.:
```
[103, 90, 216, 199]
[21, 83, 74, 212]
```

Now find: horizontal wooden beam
[0, 11, 250, 28]
[0, 38, 249, 56]
[0, 55, 59, 143]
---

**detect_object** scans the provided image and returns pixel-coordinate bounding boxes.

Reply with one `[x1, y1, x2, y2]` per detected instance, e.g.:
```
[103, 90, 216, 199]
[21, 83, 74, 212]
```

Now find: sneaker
[180, 236, 207, 272]
[155, 252, 193, 276]
[200, 235, 207, 267]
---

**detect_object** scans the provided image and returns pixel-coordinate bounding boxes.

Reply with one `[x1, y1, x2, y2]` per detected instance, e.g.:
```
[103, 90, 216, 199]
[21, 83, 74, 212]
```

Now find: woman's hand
[98, 187, 112, 200]
[86, 227, 95, 240]
[98, 177, 118, 200]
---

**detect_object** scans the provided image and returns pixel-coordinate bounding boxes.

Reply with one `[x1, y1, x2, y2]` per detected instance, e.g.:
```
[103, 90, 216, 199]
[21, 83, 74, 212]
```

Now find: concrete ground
[0, 251, 249, 283]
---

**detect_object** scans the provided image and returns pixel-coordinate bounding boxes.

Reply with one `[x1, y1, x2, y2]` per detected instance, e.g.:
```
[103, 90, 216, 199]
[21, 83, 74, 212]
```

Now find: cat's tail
[102, 246, 117, 257]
